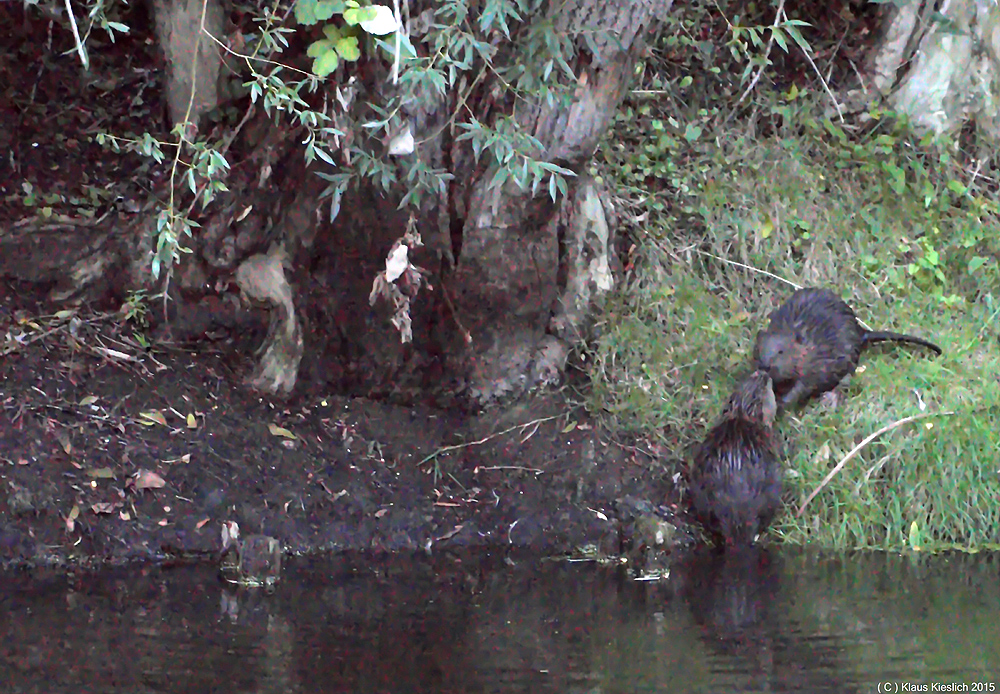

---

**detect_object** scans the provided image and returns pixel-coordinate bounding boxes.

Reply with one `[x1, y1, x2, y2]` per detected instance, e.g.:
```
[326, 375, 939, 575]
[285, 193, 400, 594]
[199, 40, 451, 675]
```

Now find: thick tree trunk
[150, 0, 226, 128]
[412, 0, 671, 407]
[0, 0, 670, 408]
[854, 0, 1000, 138]
[215, 0, 670, 405]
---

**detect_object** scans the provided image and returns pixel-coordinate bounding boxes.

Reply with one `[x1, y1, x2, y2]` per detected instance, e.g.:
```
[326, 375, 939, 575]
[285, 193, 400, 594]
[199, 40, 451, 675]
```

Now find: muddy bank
[0, 289, 689, 570]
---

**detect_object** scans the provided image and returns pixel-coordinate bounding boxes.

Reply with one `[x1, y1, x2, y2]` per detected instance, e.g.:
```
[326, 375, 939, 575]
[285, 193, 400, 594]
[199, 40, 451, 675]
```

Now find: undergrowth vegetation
[586, 6, 1000, 551]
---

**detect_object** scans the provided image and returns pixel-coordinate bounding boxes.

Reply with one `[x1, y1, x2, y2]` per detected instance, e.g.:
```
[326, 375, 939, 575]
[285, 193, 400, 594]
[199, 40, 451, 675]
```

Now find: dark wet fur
[754, 287, 942, 408]
[688, 371, 782, 548]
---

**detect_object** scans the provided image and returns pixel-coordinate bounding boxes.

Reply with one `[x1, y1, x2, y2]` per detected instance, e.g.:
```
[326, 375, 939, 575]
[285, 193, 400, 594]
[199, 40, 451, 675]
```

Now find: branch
[795, 410, 955, 518]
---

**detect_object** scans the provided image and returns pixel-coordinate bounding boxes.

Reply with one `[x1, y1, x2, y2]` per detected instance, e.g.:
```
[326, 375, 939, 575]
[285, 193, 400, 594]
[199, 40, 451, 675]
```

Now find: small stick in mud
[754, 287, 942, 408]
[687, 369, 783, 548]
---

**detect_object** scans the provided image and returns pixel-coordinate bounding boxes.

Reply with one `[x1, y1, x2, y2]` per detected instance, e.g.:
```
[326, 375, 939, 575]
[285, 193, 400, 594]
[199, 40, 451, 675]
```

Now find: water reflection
[682, 548, 852, 692]
[0, 550, 997, 693]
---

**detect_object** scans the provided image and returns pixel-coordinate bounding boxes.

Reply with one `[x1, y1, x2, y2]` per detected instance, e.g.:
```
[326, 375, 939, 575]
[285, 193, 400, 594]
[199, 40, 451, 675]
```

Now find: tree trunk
[0, 0, 671, 408]
[150, 0, 226, 128]
[853, 0, 1000, 139]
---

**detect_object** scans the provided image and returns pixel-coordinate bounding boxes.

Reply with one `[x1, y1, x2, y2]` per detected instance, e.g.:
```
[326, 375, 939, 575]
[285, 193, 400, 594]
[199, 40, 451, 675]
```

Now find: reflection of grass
[589, 132, 1000, 550]
[782, 551, 1000, 676]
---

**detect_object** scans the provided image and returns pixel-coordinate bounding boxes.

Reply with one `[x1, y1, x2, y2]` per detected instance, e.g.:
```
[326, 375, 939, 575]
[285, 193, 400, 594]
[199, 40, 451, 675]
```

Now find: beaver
[754, 287, 942, 408]
[688, 369, 783, 547]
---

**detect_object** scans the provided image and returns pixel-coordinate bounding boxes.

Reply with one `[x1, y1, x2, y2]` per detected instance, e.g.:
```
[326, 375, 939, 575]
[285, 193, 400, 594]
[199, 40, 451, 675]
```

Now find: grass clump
[587, 75, 1000, 549]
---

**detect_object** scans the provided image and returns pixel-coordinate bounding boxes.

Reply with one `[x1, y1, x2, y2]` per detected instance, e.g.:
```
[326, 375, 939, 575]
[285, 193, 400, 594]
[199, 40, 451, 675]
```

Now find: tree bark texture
[443, 0, 671, 407]
[1, 0, 669, 407]
[150, 0, 226, 128]
[857, 0, 1000, 139]
[257, 0, 669, 405]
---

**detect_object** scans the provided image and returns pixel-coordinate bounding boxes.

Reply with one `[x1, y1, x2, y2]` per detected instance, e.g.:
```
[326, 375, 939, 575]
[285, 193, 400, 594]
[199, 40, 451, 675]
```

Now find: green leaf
[784, 23, 812, 54]
[882, 162, 906, 195]
[312, 50, 340, 77]
[772, 27, 788, 52]
[294, 0, 343, 25]
[968, 256, 988, 274]
[322, 23, 342, 41]
[946, 179, 968, 196]
[343, 5, 377, 25]
[488, 166, 510, 191]
[335, 36, 361, 61]
[374, 34, 417, 61]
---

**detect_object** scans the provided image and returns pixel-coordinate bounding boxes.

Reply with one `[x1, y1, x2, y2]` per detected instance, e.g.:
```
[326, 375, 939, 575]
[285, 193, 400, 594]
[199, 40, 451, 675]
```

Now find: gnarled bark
[3, 0, 671, 408]
[848, 0, 1000, 139]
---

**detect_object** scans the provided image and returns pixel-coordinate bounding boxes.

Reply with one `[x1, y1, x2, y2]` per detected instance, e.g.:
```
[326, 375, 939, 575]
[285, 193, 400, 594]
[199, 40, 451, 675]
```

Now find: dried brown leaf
[55, 429, 72, 454]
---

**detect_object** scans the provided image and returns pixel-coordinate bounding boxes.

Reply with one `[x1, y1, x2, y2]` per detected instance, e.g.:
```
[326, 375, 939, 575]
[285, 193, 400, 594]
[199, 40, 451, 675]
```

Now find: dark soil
[0, 282, 688, 570]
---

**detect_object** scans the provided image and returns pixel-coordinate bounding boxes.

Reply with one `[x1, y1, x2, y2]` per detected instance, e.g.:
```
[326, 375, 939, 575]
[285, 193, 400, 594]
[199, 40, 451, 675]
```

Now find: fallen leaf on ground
[55, 429, 72, 454]
[434, 524, 464, 541]
[65, 504, 80, 532]
[133, 469, 166, 490]
[268, 423, 297, 439]
[139, 410, 168, 426]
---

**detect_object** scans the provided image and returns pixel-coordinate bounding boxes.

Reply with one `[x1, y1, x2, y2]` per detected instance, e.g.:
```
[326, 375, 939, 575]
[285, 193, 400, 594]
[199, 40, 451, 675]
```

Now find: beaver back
[754, 288, 865, 398]
[689, 418, 782, 546]
[689, 370, 781, 546]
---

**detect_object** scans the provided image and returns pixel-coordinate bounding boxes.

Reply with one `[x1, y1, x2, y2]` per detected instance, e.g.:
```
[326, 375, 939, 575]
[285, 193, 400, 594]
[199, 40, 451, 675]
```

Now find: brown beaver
[688, 369, 782, 547]
[754, 287, 942, 408]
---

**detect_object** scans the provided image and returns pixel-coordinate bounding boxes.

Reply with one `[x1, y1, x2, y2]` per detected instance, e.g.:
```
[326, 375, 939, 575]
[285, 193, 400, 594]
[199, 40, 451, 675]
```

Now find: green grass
[588, 120, 1000, 550]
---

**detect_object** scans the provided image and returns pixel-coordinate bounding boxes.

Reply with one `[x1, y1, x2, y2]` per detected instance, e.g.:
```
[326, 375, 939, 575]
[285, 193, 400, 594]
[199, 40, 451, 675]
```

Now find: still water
[0, 548, 997, 693]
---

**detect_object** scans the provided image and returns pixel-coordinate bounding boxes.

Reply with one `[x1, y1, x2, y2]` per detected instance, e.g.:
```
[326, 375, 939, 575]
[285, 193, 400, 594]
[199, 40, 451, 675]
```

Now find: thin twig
[732, 0, 843, 123]
[796, 26, 844, 122]
[824, 27, 850, 84]
[691, 249, 801, 288]
[440, 278, 473, 344]
[391, 0, 402, 85]
[735, 0, 786, 107]
[477, 465, 544, 474]
[796, 411, 955, 517]
[417, 415, 562, 466]
[63, 0, 88, 69]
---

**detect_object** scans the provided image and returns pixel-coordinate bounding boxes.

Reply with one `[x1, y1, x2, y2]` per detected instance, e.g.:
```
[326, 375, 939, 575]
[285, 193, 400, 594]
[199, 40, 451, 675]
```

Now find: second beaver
[688, 369, 783, 547]
[754, 287, 942, 408]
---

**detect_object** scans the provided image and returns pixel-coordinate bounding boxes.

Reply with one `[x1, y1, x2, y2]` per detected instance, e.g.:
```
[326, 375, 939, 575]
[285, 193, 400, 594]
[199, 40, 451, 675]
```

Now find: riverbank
[0, 287, 690, 570]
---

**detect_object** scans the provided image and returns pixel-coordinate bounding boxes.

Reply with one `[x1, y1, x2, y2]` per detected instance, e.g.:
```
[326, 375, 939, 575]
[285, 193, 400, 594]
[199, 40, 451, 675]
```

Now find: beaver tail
[862, 330, 942, 356]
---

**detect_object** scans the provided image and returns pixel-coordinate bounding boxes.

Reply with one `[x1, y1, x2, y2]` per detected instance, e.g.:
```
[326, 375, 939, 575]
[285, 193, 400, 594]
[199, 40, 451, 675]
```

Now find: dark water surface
[1, 549, 997, 693]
